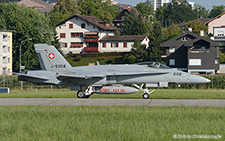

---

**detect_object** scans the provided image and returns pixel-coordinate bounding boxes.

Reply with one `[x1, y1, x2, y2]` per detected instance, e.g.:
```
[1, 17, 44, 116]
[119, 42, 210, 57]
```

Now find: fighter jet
[15, 44, 211, 99]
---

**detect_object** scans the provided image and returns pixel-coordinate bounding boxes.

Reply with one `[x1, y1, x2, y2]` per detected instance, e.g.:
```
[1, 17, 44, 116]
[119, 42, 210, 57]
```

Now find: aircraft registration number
[51, 64, 66, 68]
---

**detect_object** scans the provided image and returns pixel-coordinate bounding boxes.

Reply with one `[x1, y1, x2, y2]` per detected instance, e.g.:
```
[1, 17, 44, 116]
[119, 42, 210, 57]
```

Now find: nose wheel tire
[142, 93, 149, 99]
[77, 90, 90, 98]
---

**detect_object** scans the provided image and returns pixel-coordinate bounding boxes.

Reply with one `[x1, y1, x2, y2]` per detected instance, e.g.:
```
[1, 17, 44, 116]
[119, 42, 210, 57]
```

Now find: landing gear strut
[133, 84, 156, 99]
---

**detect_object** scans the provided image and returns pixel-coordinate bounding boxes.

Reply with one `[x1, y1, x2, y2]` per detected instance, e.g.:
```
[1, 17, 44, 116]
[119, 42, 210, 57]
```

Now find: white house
[205, 12, 225, 47]
[56, 14, 150, 54]
[100, 35, 149, 53]
[56, 15, 118, 54]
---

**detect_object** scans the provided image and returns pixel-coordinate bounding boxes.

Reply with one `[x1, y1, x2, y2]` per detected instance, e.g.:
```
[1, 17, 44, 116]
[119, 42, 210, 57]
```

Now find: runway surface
[0, 98, 225, 107]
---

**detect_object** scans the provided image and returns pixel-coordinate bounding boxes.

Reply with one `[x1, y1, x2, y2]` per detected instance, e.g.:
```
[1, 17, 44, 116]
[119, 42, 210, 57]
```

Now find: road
[0, 98, 224, 107]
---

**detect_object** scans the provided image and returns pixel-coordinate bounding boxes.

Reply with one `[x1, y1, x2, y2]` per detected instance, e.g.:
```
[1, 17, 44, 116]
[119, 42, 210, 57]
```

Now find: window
[169, 47, 175, 53]
[60, 33, 66, 38]
[8, 58, 10, 63]
[189, 59, 201, 66]
[71, 33, 83, 38]
[122, 16, 125, 20]
[215, 60, 219, 64]
[111, 43, 118, 48]
[181, 36, 188, 41]
[69, 24, 73, 29]
[61, 43, 67, 48]
[8, 47, 10, 52]
[169, 59, 175, 66]
[103, 43, 106, 48]
[71, 42, 83, 48]
[123, 42, 127, 48]
[217, 31, 224, 36]
[81, 23, 85, 29]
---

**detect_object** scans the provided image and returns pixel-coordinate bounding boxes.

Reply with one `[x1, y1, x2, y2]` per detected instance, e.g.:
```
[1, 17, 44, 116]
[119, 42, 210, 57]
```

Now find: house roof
[160, 31, 218, 47]
[116, 3, 133, 10]
[177, 18, 211, 27]
[56, 15, 119, 31]
[113, 7, 145, 22]
[100, 35, 148, 41]
[18, 0, 55, 13]
[205, 12, 225, 25]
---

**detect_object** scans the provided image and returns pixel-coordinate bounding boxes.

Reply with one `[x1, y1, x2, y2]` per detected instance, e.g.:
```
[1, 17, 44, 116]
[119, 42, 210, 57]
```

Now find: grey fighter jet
[15, 44, 211, 99]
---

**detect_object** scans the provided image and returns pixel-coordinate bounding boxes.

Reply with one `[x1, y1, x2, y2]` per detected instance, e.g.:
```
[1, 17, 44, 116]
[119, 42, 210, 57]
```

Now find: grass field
[0, 89, 225, 99]
[0, 106, 224, 140]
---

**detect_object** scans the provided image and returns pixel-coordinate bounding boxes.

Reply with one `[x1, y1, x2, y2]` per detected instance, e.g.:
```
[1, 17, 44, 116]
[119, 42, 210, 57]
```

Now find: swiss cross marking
[48, 53, 55, 59]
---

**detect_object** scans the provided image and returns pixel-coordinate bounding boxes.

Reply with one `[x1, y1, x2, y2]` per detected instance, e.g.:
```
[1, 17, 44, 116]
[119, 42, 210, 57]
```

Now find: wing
[13, 72, 49, 80]
[57, 73, 105, 80]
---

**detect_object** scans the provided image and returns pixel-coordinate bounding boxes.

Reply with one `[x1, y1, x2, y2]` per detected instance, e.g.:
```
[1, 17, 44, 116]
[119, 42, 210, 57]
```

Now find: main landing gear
[76, 86, 94, 98]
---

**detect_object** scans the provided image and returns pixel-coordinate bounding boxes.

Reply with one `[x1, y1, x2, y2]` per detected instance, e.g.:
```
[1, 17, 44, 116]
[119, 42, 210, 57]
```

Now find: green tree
[49, 0, 80, 26]
[51, 0, 80, 15]
[162, 24, 183, 41]
[185, 21, 207, 35]
[208, 5, 225, 18]
[121, 9, 148, 35]
[130, 40, 148, 62]
[149, 22, 162, 58]
[78, 0, 120, 23]
[0, 3, 58, 71]
[156, 0, 197, 26]
[135, 2, 155, 21]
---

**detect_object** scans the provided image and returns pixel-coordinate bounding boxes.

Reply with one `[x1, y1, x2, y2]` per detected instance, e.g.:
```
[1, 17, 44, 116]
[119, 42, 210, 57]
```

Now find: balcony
[84, 47, 99, 52]
[84, 38, 99, 42]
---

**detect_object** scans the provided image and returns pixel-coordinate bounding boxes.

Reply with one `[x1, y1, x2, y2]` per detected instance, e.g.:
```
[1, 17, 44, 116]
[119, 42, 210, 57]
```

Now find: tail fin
[35, 44, 72, 72]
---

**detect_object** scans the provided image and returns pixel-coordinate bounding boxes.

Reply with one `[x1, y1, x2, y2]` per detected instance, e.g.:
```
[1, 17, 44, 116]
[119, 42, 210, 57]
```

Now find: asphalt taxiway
[0, 98, 224, 107]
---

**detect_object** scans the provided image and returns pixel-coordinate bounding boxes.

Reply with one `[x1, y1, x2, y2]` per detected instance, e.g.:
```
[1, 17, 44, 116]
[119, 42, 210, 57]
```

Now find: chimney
[188, 28, 192, 32]
[200, 31, 204, 36]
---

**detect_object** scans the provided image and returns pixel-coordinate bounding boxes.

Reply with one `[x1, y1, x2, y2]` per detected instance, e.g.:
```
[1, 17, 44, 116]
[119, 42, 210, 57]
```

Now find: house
[100, 35, 149, 53]
[0, 30, 13, 76]
[18, 0, 55, 13]
[56, 14, 118, 54]
[205, 12, 225, 47]
[56, 14, 149, 54]
[116, 3, 133, 10]
[160, 31, 219, 74]
[112, 7, 145, 28]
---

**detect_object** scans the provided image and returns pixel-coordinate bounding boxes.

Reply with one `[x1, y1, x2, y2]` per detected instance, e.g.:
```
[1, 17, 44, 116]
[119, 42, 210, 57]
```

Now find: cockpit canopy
[136, 61, 170, 69]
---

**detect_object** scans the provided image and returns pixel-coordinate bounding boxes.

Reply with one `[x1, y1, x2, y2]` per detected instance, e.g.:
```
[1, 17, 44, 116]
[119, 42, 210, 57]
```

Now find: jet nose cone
[191, 75, 211, 84]
[206, 78, 211, 83]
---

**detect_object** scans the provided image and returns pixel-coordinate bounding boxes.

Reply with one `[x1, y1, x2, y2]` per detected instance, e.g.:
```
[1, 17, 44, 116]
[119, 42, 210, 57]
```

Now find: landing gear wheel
[142, 93, 149, 99]
[77, 90, 90, 98]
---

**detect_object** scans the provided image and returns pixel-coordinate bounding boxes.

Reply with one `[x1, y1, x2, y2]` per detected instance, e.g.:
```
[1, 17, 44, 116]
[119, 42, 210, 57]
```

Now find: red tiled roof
[18, 0, 55, 13]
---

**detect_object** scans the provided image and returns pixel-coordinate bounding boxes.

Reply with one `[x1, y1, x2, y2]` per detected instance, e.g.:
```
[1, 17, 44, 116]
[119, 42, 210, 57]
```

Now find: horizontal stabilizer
[13, 72, 49, 80]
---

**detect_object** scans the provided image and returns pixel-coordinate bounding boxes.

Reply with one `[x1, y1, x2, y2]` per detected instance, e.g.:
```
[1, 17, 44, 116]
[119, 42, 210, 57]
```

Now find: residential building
[100, 35, 149, 53]
[147, 0, 170, 11]
[0, 30, 13, 76]
[56, 14, 118, 54]
[160, 31, 219, 74]
[102, 0, 118, 5]
[205, 12, 225, 47]
[56, 14, 149, 54]
[113, 7, 145, 28]
[18, 0, 55, 13]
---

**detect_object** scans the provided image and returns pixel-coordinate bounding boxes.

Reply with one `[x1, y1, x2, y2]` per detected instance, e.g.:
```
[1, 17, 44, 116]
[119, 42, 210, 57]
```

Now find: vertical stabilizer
[35, 44, 72, 72]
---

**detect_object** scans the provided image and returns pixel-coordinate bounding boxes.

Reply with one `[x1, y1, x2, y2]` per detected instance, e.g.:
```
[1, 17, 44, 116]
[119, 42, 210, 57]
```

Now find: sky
[116, 0, 225, 10]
